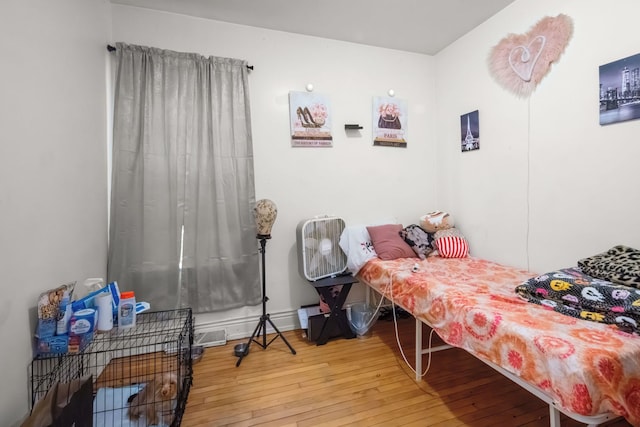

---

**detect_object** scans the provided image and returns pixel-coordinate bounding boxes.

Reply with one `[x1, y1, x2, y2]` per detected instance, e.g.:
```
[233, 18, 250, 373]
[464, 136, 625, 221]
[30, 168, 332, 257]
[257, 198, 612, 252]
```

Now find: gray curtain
[108, 43, 260, 313]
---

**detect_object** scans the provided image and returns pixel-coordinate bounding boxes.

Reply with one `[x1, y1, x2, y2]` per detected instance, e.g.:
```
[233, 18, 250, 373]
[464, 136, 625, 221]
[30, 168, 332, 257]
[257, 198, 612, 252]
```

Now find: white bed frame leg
[365, 284, 614, 427]
[549, 405, 561, 427]
[415, 318, 422, 381]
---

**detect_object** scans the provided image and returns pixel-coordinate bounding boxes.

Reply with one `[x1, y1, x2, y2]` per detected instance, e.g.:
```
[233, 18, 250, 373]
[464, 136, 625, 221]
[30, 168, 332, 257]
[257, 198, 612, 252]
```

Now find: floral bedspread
[358, 256, 640, 425]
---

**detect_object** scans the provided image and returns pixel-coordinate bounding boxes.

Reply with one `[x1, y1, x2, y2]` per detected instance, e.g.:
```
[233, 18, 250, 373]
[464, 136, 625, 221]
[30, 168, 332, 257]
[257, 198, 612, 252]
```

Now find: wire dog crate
[30, 308, 193, 427]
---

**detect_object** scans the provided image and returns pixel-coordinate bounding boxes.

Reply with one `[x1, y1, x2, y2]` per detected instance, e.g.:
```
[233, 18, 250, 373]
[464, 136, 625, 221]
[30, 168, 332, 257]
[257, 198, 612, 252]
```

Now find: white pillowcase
[339, 224, 378, 274]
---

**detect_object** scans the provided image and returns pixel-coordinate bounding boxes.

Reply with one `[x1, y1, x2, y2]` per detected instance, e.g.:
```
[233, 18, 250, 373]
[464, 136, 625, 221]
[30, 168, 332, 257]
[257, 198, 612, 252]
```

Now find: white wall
[0, 1, 109, 425]
[435, 0, 640, 273]
[6, 0, 640, 422]
[110, 5, 438, 336]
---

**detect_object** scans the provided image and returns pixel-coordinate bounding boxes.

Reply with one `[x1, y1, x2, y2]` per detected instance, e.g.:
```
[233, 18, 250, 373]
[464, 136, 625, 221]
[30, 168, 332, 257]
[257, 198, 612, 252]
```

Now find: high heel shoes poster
[289, 91, 333, 147]
[373, 96, 408, 147]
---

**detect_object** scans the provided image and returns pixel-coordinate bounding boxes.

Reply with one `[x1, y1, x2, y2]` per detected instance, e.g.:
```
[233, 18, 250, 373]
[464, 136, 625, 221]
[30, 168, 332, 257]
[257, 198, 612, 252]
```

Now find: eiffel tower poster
[460, 110, 480, 152]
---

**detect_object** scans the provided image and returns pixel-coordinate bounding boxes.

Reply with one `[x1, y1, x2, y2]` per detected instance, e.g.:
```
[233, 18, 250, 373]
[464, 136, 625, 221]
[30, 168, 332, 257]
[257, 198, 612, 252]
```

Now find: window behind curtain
[108, 43, 260, 313]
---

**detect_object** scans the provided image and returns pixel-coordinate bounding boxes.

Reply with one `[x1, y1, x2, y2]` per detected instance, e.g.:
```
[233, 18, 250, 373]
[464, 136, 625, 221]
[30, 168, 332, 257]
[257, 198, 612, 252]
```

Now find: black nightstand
[308, 273, 358, 345]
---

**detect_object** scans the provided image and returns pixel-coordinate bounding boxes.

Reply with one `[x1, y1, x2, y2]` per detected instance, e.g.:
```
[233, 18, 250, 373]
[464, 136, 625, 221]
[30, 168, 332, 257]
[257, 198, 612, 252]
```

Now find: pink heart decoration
[508, 35, 546, 82]
[489, 15, 573, 97]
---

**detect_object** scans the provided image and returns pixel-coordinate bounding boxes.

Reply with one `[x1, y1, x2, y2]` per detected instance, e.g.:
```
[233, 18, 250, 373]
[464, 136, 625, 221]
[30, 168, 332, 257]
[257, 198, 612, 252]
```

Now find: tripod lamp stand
[236, 199, 296, 367]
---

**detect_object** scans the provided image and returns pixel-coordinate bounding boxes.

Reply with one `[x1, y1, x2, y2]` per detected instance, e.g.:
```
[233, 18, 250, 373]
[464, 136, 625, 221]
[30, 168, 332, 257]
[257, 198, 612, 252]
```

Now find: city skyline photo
[599, 52, 640, 125]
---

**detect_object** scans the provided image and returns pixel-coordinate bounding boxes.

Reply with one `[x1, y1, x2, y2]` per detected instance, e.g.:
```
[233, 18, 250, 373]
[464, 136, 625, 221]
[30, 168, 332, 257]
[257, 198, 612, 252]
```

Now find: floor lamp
[236, 199, 296, 367]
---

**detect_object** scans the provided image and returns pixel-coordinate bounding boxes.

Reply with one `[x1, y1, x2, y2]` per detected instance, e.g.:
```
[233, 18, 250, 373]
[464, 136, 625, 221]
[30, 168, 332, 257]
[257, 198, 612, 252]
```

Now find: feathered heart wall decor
[488, 14, 573, 97]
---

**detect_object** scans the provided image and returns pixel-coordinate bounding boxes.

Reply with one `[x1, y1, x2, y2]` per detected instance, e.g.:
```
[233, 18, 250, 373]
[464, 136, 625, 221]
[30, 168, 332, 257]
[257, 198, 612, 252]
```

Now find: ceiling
[109, 0, 517, 55]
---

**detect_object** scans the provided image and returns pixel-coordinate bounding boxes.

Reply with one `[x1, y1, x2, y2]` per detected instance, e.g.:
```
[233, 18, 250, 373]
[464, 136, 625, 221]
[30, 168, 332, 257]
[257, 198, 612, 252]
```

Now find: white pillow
[339, 225, 378, 274]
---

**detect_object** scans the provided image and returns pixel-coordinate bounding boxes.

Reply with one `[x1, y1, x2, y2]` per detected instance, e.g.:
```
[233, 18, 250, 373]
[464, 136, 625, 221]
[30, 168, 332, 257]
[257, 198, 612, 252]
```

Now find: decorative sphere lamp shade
[254, 199, 277, 238]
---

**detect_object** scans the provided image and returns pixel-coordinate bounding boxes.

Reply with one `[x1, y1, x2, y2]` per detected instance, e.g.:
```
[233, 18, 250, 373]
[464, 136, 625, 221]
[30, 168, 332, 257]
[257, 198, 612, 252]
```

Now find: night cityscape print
[599, 53, 640, 125]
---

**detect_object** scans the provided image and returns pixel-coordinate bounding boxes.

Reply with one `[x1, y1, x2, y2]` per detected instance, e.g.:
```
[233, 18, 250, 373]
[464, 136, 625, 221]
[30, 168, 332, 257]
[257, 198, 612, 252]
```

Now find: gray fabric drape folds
[108, 42, 260, 313]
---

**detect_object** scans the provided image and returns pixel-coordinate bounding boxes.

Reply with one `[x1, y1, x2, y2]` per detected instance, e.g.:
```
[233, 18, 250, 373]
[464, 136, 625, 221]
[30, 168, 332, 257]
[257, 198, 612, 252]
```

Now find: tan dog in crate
[127, 372, 178, 426]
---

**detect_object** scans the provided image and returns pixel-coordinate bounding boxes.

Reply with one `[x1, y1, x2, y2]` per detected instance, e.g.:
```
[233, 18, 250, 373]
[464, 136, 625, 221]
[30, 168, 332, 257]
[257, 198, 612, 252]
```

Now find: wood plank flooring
[181, 317, 632, 427]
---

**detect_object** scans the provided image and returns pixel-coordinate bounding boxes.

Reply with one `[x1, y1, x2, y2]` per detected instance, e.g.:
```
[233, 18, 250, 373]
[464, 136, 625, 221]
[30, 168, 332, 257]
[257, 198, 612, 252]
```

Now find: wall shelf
[345, 124, 363, 130]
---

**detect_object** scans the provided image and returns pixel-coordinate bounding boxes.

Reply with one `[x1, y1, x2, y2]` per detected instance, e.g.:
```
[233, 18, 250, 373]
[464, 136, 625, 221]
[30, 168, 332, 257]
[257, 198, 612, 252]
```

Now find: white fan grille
[296, 216, 347, 281]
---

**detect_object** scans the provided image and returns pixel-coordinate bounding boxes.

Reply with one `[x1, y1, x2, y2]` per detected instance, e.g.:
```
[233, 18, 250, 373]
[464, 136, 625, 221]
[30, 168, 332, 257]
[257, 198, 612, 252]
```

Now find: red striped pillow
[436, 236, 469, 258]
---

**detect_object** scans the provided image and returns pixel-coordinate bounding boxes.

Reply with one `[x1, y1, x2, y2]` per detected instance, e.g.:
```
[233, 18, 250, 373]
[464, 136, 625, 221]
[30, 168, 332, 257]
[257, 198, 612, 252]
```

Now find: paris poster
[373, 96, 408, 147]
[460, 110, 479, 152]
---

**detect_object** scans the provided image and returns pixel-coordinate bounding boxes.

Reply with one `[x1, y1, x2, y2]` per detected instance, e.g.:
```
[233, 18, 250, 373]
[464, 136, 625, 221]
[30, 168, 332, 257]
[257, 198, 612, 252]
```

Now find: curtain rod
[106, 44, 254, 70]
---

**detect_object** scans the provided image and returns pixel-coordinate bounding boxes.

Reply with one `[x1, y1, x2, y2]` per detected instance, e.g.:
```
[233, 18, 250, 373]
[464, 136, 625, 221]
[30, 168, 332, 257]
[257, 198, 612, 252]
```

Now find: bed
[355, 254, 640, 427]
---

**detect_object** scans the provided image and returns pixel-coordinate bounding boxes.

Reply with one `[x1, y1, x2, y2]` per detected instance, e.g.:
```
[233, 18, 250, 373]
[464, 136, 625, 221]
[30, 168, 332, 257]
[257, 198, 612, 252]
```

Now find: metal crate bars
[30, 308, 194, 427]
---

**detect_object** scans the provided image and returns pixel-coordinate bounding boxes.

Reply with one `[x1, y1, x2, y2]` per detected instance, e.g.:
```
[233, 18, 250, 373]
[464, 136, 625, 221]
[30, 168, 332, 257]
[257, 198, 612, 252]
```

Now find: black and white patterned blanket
[515, 267, 640, 334]
[578, 245, 640, 289]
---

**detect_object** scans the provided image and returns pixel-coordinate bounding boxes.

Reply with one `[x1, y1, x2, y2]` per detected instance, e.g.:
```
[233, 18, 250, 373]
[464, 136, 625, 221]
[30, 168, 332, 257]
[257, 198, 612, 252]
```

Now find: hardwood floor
[181, 317, 632, 427]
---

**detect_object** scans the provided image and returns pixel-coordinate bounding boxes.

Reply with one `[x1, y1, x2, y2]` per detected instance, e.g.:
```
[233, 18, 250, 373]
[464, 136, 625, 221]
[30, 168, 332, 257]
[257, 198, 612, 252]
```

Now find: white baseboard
[194, 309, 300, 341]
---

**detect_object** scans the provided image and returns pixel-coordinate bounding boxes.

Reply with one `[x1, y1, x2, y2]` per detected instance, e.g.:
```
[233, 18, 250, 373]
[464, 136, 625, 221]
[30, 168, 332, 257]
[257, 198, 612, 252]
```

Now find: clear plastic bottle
[56, 290, 72, 335]
[118, 291, 136, 330]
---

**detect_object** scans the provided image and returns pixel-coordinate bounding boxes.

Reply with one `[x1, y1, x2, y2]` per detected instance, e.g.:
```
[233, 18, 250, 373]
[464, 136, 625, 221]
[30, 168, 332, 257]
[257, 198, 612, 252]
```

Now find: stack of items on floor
[34, 279, 149, 356]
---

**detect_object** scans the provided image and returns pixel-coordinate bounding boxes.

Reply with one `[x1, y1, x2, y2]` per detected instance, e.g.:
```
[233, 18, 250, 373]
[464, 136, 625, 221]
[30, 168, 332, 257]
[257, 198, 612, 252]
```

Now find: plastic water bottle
[56, 290, 72, 335]
[118, 291, 136, 330]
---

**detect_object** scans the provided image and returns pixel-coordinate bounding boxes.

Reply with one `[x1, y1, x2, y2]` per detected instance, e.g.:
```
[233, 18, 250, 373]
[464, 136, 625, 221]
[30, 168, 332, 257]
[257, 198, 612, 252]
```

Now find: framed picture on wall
[372, 96, 408, 148]
[289, 91, 333, 147]
[460, 110, 479, 152]
[599, 53, 640, 126]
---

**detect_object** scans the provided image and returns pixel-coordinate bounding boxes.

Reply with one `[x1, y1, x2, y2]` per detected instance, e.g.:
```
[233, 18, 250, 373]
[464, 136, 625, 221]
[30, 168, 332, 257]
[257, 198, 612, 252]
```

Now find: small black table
[308, 273, 358, 345]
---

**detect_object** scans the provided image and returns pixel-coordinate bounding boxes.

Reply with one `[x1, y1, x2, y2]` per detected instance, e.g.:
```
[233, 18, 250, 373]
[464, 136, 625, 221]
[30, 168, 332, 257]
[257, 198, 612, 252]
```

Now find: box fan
[296, 216, 347, 281]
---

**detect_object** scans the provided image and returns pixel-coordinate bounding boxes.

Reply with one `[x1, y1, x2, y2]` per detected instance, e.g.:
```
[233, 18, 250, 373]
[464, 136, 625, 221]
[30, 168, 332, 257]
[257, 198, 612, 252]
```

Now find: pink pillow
[366, 224, 417, 260]
[436, 236, 469, 258]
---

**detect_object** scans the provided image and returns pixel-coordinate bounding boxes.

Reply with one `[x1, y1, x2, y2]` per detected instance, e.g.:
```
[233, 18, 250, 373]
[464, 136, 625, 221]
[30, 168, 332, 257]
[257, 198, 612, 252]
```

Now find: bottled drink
[118, 291, 136, 330]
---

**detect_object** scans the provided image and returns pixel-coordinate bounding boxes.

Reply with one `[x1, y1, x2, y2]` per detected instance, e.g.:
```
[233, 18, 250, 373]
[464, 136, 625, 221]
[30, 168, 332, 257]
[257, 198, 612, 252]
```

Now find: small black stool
[309, 273, 358, 345]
